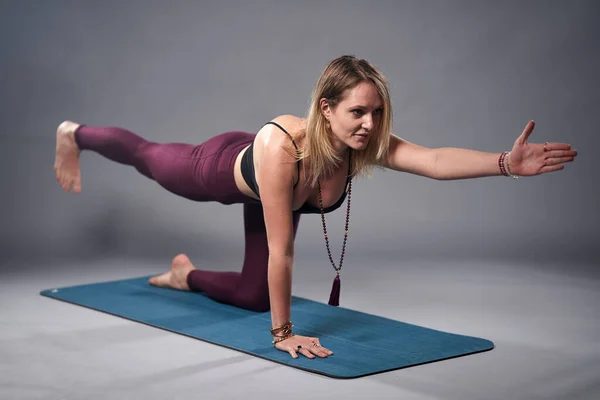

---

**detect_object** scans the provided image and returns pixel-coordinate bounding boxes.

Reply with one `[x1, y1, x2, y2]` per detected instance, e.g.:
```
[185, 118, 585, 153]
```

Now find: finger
[547, 149, 578, 158]
[309, 346, 330, 358]
[307, 342, 329, 357]
[298, 348, 315, 359]
[315, 345, 334, 356]
[517, 120, 535, 144]
[288, 349, 298, 359]
[308, 338, 334, 355]
[545, 142, 572, 151]
[540, 164, 565, 174]
[544, 156, 575, 166]
[305, 342, 327, 357]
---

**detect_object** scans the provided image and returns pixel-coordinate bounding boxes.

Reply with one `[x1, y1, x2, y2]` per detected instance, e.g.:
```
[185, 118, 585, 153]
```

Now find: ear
[319, 98, 331, 120]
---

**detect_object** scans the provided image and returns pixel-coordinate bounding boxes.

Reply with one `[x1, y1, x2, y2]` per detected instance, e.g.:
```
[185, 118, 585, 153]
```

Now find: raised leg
[54, 121, 254, 203]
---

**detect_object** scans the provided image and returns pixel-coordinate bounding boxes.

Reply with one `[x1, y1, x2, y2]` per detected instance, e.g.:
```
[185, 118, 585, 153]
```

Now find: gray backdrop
[2, 1, 600, 399]
[1, 0, 598, 270]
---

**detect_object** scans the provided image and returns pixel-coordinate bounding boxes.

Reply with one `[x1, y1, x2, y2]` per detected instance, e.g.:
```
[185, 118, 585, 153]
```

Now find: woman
[53, 55, 577, 360]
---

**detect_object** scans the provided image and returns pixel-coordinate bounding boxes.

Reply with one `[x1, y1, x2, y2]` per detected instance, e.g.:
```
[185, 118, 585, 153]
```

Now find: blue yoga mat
[40, 276, 494, 378]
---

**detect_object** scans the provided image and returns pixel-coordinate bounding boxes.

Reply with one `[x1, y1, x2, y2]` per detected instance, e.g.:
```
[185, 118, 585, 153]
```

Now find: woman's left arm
[383, 121, 577, 180]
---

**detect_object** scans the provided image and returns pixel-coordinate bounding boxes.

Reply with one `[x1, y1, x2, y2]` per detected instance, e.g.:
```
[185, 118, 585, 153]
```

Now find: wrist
[270, 320, 294, 344]
[498, 151, 519, 179]
[506, 152, 513, 174]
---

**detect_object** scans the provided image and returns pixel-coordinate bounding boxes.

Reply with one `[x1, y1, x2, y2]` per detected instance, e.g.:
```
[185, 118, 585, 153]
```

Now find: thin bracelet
[505, 152, 519, 179]
[499, 151, 518, 179]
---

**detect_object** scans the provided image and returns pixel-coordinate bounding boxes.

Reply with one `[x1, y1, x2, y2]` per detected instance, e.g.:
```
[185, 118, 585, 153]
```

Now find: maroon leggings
[75, 125, 301, 312]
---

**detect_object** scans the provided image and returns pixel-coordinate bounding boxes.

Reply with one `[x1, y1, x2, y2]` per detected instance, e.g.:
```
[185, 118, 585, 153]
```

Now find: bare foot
[148, 254, 196, 291]
[54, 120, 82, 193]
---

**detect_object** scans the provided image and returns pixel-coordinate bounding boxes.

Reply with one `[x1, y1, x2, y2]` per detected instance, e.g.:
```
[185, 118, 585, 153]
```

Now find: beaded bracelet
[499, 151, 519, 179]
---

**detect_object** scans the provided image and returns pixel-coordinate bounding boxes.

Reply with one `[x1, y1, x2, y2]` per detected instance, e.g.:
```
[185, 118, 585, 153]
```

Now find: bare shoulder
[256, 114, 305, 153]
[271, 114, 306, 130]
[254, 114, 304, 176]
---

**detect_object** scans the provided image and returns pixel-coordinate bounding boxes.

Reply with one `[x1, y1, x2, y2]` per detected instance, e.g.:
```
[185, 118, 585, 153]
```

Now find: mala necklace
[317, 150, 352, 306]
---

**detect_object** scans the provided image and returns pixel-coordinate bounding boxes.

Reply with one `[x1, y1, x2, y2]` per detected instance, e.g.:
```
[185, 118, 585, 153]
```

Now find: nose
[362, 114, 374, 131]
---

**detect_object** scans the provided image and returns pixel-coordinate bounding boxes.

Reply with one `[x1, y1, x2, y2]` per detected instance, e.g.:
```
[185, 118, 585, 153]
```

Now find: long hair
[287, 55, 393, 187]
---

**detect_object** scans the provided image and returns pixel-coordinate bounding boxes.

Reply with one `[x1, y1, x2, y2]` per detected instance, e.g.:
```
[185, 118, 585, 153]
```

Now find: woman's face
[322, 81, 384, 154]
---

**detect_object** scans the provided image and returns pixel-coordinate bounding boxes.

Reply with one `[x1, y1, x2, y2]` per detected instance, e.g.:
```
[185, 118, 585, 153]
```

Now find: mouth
[354, 133, 369, 138]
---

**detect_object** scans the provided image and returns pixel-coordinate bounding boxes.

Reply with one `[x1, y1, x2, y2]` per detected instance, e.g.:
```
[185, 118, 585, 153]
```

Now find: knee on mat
[238, 295, 270, 313]
[250, 305, 270, 312]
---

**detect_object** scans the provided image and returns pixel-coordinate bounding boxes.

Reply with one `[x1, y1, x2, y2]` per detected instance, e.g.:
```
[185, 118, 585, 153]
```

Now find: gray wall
[1, 0, 598, 268]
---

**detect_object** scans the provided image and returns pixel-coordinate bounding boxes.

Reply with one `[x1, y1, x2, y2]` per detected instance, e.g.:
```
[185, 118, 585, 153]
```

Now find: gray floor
[2, 255, 599, 400]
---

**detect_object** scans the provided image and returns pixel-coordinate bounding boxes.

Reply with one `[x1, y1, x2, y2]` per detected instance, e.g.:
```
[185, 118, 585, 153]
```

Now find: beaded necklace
[317, 150, 352, 306]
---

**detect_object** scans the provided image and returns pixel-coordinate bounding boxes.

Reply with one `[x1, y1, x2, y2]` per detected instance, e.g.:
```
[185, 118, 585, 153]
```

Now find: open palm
[508, 121, 577, 176]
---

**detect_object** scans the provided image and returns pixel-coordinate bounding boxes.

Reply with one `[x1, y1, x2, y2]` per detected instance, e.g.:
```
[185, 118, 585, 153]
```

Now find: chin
[349, 140, 369, 151]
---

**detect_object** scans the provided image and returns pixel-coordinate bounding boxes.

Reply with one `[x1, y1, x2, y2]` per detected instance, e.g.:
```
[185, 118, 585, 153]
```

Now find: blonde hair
[287, 55, 392, 187]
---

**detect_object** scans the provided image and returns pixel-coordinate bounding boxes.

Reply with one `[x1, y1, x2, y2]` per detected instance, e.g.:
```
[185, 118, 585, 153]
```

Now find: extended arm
[381, 133, 504, 180]
[382, 122, 576, 180]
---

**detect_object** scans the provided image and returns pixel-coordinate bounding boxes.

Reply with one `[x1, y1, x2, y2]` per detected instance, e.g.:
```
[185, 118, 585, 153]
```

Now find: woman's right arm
[257, 132, 297, 332]
[257, 128, 332, 359]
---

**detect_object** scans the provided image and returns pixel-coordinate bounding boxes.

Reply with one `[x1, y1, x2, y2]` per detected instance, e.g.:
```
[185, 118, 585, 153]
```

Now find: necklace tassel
[328, 274, 341, 306]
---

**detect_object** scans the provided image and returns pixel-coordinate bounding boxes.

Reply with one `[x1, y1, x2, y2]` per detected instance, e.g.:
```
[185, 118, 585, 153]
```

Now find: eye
[351, 109, 364, 117]
[374, 108, 383, 115]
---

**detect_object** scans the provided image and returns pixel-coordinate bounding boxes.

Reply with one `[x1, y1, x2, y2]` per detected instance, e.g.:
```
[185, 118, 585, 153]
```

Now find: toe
[148, 275, 161, 286]
[73, 179, 82, 193]
[149, 273, 171, 288]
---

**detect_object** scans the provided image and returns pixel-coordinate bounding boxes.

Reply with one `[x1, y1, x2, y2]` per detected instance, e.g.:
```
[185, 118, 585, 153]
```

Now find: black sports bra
[240, 121, 352, 214]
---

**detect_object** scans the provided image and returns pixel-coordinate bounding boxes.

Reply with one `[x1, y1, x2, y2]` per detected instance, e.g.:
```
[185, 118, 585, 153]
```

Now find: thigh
[239, 204, 301, 283]
[147, 131, 256, 204]
[196, 131, 257, 205]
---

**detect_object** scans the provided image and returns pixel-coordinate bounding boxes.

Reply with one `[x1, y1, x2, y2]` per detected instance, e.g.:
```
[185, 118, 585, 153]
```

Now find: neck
[329, 136, 350, 159]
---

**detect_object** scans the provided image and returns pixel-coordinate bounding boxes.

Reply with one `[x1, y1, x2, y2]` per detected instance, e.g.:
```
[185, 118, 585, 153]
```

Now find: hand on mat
[276, 335, 333, 359]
